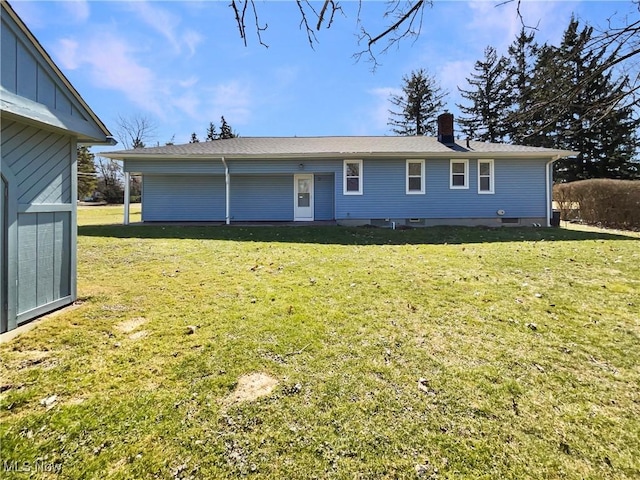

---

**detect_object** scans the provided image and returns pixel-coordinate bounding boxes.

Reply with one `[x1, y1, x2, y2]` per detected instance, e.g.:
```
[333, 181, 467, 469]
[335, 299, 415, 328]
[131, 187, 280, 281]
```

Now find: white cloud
[53, 38, 80, 70]
[61, 0, 90, 24]
[126, 1, 203, 56]
[437, 60, 475, 108]
[368, 87, 400, 132]
[467, 1, 576, 53]
[179, 76, 199, 89]
[207, 81, 253, 125]
[54, 30, 164, 117]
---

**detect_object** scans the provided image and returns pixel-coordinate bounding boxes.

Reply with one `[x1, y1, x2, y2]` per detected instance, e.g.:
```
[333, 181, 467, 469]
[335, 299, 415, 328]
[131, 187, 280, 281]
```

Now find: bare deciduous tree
[228, 0, 432, 68]
[115, 114, 158, 150]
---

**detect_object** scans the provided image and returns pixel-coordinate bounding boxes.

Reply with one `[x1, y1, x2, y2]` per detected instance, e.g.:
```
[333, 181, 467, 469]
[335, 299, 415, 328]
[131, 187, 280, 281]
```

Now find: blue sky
[11, 0, 637, 148]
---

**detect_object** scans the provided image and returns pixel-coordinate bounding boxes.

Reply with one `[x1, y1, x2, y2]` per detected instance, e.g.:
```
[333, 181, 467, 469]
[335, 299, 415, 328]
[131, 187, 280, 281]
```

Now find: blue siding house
[105, 115, 575, 229]
[1, 1, 113, 333]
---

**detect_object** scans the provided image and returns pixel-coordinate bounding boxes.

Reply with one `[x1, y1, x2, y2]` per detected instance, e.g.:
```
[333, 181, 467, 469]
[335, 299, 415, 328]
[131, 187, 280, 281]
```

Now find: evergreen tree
[77, 146, 97, 200]
[206, 122, 219, 141]
[505, 28, 539, 144]
[219, 116, 237, 139]
[532, 17, 639, 181]
[457, 46, 511, 143]
[189, 132, 200, 143]
[388, 69, 447, 136]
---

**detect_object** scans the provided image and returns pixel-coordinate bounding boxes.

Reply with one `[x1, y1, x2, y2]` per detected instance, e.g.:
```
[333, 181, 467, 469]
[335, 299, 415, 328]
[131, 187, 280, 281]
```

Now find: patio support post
[124, 171, 130, 226]
[221, 157, 230, 225]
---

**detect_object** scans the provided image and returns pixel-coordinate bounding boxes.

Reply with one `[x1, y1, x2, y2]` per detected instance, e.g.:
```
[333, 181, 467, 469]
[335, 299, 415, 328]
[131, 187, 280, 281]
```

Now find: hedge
[553, 179, 640, 229]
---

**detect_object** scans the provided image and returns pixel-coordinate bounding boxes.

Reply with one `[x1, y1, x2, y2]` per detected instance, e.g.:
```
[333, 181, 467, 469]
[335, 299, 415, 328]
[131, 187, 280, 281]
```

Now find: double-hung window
[450, 159, 469, 189]
[406, 160, 425, 194]
[478, 159, 494, 194]
[344, 159, 363, 195]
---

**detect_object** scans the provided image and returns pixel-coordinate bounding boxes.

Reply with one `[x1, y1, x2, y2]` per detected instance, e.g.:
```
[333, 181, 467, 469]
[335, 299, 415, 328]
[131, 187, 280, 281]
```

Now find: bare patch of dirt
[115, 317, 147, 334]
[3, 350, 59, 371]
[129, 330, 150, 341]
[225, 373, 279, 405]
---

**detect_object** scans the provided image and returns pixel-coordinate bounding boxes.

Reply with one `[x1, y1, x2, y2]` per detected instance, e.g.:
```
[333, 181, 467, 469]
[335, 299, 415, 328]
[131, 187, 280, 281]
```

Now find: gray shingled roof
[103, 136, 577, 159]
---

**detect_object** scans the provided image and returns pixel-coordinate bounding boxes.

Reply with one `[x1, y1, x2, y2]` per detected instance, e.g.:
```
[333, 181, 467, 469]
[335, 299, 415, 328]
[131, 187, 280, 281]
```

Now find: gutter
[221, 157, 230, 225]
[101, 150, 577, 161]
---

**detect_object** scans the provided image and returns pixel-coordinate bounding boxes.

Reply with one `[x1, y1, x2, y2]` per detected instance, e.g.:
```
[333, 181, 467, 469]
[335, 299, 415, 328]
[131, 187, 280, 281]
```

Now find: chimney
[437, 113, 455, 145]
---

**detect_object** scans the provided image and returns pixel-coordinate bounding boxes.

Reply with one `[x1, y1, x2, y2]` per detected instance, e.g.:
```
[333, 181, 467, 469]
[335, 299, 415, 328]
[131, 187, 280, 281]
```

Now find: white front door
[294, 174, 314, 221]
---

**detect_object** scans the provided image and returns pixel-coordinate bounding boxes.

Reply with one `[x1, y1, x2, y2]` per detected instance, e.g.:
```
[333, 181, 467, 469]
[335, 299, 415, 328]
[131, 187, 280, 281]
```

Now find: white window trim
[450, 159, 469, 190]
[406, 159, 425, 194]
[343, 159, 363, 195]
[478, 159, 495, 194]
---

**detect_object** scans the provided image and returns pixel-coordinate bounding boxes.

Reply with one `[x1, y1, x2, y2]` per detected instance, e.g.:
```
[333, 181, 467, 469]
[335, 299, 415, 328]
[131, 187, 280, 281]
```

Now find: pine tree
[219, 116, 237, 139]
[533, 17, 640, 181]
[77, 146, 97, 200]
[505, 28, 539, 144]
[206, 122, 219, 141]
[457, 46, 511, 143]
[388, 69, 447, 136]
[189, 132, 200, 143]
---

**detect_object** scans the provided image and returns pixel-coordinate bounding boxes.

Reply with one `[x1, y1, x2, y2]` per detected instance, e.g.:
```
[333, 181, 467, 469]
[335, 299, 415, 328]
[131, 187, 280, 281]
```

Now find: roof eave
[102, 150, 579, 161]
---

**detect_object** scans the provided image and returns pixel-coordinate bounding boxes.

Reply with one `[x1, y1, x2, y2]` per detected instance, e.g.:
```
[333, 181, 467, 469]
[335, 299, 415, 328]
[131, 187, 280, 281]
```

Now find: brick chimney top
[437, 113, 455, 145]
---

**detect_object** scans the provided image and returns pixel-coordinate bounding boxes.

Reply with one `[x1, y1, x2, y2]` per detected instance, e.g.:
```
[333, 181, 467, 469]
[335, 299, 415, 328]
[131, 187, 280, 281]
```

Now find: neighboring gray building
[104, 115, 575, 228]
[1, 0, 113, 333]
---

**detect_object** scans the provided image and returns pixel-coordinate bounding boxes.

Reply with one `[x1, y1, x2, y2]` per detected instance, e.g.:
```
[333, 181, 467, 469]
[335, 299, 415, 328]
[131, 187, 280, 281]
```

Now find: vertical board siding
[1, 12, 81, 119]
[230, 176, 293, 221]
[2, 121, 72, 205]
[1, 176, 7, 332]
[17, 213, 37, 313]
[36, 65, 56, 110]
[1, 18, 17, 91]
[314, 174, 335, 220]
[16, 40, 37, 100]
[16, 212, 71, 317]
[142, 175, 226, 221]
[36, 212, 55, 306]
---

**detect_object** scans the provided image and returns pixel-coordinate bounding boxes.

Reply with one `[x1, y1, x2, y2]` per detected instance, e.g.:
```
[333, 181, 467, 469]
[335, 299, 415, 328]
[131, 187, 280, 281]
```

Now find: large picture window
[450, 159, 469, 189]
[478, 159, 494, 194]
[344, 159, 363, 195]
[406, 160, 425, 194]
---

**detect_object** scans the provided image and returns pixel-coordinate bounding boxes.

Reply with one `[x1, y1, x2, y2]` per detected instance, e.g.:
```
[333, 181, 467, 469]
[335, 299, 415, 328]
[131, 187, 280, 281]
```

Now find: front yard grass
[1, 206, 639, 479]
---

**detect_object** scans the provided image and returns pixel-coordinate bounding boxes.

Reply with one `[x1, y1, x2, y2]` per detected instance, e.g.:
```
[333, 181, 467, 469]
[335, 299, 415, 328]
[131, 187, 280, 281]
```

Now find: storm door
[294, 174, 314, 221]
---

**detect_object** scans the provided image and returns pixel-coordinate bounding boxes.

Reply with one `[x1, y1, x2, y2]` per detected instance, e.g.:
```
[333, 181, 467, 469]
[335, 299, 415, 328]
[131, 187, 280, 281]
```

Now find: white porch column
[124, 171, 130, 226]
[221, 157, 230, 225]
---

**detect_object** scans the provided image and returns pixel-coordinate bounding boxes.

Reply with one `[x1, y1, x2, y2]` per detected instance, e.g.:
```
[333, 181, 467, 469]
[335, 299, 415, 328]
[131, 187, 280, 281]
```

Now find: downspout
[221, 157, 230, 225]
[545, 157, 559, 227]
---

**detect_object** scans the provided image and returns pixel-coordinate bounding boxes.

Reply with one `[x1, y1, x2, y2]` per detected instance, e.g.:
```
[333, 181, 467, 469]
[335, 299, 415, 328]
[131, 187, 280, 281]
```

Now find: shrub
[553, 179, 640, 229]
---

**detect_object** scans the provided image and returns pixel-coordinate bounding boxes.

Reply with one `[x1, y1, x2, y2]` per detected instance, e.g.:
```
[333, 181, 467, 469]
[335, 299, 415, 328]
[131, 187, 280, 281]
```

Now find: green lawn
[1, 206, 639, 479]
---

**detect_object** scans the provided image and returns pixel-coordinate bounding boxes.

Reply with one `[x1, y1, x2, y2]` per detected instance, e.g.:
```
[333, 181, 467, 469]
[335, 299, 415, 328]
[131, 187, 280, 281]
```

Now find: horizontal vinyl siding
[230, 176, 293, 221]
[314, 174, 335, 220]
[133, 157, 548, 222]
[125, 159, 226, 175]
[336, 158, 548, 220]
[142, 175, 225, 221]
[125, 158, 342, 176]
